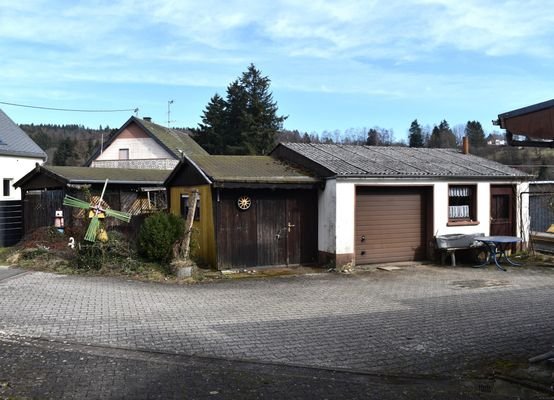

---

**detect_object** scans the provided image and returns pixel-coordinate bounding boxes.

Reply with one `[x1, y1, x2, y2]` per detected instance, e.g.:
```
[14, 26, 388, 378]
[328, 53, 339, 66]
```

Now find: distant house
[86, 116, 209, 169]
[0, 109, 47, 245]
[165, 144, 530, 269]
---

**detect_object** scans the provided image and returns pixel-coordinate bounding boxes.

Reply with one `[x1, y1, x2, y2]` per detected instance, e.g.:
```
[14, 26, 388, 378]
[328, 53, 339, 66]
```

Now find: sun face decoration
[237, 195, 252, 211]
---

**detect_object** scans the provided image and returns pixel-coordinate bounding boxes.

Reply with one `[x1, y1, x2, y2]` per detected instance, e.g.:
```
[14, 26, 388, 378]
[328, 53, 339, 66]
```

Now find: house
[165, 155, 321, 268]
[272, 143, 530, 266]
[86, 116, 209, 169]
[495, 99, 554, 147]
[166, 143, 531, 269]
[14, 164, 170, 235]
[0, 109, 47, 245]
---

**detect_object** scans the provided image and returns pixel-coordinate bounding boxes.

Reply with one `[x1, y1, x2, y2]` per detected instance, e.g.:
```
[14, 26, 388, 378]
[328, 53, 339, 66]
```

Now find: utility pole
[167, 100, 174, 127]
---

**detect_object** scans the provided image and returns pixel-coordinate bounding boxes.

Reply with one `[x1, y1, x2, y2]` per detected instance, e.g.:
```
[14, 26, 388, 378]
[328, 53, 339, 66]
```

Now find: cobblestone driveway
[1, 265, 553, 375]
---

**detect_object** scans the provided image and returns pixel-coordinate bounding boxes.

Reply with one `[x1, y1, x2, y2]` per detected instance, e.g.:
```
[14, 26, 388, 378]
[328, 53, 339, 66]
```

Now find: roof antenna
[167, 100, 174, 128]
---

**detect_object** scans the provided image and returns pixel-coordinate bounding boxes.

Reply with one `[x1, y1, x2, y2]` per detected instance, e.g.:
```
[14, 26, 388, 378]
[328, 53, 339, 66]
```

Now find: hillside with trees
[20, 124, 115, 166]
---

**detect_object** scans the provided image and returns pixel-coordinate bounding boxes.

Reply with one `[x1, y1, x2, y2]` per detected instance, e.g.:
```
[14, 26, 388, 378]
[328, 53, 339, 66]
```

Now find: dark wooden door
[490, 186, 515, 236]
[216, 189, 317, 268]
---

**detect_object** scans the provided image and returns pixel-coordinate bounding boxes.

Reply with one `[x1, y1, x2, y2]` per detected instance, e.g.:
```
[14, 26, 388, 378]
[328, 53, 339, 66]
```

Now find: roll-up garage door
[355, 187, 428, 264]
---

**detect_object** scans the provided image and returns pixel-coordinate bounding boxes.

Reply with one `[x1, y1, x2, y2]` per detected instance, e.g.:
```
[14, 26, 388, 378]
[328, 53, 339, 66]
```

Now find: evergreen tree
[53, 137, 76, 166]
[194, 94, 228, 154]
[408, 119, 424, 147]
[428, 120, 457, 148]
[366, 128, 380, 145]
[195, 64, 287, 155]
[465, 120, 486, 148]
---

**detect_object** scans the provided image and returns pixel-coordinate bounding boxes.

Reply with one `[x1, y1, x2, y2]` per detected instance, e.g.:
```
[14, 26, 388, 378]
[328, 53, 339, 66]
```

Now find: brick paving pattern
[0, 265, 553, 376]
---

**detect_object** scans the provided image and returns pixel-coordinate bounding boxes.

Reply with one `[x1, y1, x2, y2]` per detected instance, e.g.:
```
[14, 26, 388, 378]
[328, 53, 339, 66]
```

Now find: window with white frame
[119, 148, 129, 160]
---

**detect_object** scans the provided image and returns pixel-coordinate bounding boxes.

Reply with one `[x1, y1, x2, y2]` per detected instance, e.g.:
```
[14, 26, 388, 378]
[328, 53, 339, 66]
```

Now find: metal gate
[0, 200, 23, 246]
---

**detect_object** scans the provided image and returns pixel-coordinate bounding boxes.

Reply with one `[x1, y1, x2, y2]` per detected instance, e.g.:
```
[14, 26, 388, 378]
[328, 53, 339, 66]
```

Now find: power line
[0, 100, 138, 113]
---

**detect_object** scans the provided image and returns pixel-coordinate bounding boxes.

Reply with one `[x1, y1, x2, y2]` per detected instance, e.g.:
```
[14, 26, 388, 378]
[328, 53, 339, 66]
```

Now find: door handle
[287, 222, 295, 232]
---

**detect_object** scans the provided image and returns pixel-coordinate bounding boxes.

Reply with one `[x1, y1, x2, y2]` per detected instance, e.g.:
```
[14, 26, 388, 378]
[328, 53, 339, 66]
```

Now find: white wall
[317, 179, 336, 254]
[95, 137, 170, 160]
[317, 178, 530, 264]
[1, 156, 44, 200]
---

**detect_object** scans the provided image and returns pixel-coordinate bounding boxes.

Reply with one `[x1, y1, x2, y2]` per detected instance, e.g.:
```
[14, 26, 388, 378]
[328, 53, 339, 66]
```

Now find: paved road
[1, 264, 553, 378]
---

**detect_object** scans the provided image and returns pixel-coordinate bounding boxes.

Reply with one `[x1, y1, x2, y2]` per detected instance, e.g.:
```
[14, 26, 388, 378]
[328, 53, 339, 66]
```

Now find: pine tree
[465, 120, 486, 148]
[195, 64, 287, 155]
[408, 119, 424, 147]
[428, 120, 457, 148]
[366, 128, 380, 145]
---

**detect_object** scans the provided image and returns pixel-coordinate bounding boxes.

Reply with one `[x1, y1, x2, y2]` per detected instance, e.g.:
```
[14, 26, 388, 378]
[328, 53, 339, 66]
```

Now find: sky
[1, 0, 553, 143]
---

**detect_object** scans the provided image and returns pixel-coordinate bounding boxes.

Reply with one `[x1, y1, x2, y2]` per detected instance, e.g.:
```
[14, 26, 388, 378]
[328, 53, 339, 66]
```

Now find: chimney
[143, 117, 152, 122]
[462, 136, 469, 154]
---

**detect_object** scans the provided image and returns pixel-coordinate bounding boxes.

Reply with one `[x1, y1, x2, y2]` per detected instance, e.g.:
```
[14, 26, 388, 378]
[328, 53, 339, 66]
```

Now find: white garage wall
[317, 178, 530, 265]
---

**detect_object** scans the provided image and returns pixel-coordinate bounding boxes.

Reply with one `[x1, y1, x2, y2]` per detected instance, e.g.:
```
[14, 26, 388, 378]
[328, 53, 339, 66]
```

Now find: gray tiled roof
[0, 109, 47, 159]
[278, 143, 529, 179]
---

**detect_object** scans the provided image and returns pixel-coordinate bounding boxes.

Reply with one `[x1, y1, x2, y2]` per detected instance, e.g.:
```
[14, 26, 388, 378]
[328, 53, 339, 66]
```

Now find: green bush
[75, 242, 104, 270]
[138, 212, 185, 263]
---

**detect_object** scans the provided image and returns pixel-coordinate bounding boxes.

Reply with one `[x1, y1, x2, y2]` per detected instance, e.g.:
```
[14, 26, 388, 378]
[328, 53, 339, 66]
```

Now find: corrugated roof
[278, 143, 530, 179]
[192, 155, 319, 183]
[42, 166, 170, 184]
[0, 109, 47, 159]
[136, 118, 209, 159]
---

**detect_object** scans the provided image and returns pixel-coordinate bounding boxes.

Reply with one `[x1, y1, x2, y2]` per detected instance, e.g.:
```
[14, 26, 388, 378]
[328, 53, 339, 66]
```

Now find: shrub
[138, 212, 184, 263]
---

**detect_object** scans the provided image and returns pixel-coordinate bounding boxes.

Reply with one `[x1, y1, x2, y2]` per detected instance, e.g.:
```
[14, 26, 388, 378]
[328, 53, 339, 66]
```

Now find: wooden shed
[14, 164, 170, 235]
[165, 155, 321, 269]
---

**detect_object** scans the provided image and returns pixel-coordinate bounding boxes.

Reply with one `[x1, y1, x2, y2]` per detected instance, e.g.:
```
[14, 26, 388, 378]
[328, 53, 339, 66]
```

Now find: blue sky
[1, 0, 553, 142]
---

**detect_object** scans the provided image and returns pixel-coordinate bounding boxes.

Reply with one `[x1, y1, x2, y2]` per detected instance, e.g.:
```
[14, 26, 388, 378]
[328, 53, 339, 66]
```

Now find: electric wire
[0, 100, 138, 113]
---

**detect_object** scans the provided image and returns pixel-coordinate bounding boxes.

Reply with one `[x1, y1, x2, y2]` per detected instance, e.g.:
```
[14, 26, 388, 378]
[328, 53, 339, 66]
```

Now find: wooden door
[216, 189, 317, 268]
[490, 186, 515, 236]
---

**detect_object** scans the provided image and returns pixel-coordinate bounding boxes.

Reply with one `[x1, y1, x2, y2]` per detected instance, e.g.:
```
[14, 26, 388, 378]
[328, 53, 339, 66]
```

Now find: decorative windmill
[63, 179, 132, 242]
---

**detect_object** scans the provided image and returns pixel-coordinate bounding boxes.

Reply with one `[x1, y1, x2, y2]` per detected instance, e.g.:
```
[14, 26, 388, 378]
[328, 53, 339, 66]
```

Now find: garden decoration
[63, 179, 132, 242]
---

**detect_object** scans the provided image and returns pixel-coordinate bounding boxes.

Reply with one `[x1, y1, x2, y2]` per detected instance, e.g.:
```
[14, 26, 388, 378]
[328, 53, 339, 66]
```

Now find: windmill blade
[104, 208, 132, 223]
[63, 195, 92, 209]
[84, 216, 100, 242]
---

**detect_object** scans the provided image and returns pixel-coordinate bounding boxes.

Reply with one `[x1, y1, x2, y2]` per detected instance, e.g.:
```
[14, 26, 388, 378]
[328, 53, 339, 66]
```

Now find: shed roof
[273, 143, 529, 179]
[15, 164, 170, 188]
[190, 155, 319, 184]
[0, 109, 47, 159]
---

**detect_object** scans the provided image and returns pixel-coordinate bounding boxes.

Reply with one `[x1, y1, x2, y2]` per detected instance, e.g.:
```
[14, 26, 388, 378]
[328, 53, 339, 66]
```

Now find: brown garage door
[355, 187, 428, 265]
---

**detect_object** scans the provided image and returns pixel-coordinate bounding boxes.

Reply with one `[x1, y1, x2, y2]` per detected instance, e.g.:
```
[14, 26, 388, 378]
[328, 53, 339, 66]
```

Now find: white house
[87, 116, 209, 170]
[272, 143, 530, 266]
[0, 109, 47, 201]
[0, 108, 47, 246]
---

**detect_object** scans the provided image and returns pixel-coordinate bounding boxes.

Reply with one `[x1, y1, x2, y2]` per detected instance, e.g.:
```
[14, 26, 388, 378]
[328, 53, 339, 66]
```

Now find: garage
[355, 187, 431, 265]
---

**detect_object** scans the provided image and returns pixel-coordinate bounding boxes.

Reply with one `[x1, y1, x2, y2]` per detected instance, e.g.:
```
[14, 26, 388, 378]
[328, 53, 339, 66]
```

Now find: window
[448, 185, 478, 225]
[180, 194, 200, 221]
[3, 179, 11, 197]
[119, 148, 129, 160]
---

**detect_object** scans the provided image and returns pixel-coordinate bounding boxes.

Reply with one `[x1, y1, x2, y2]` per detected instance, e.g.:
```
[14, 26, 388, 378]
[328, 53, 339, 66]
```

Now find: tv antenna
[167, 100, 174, 127]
